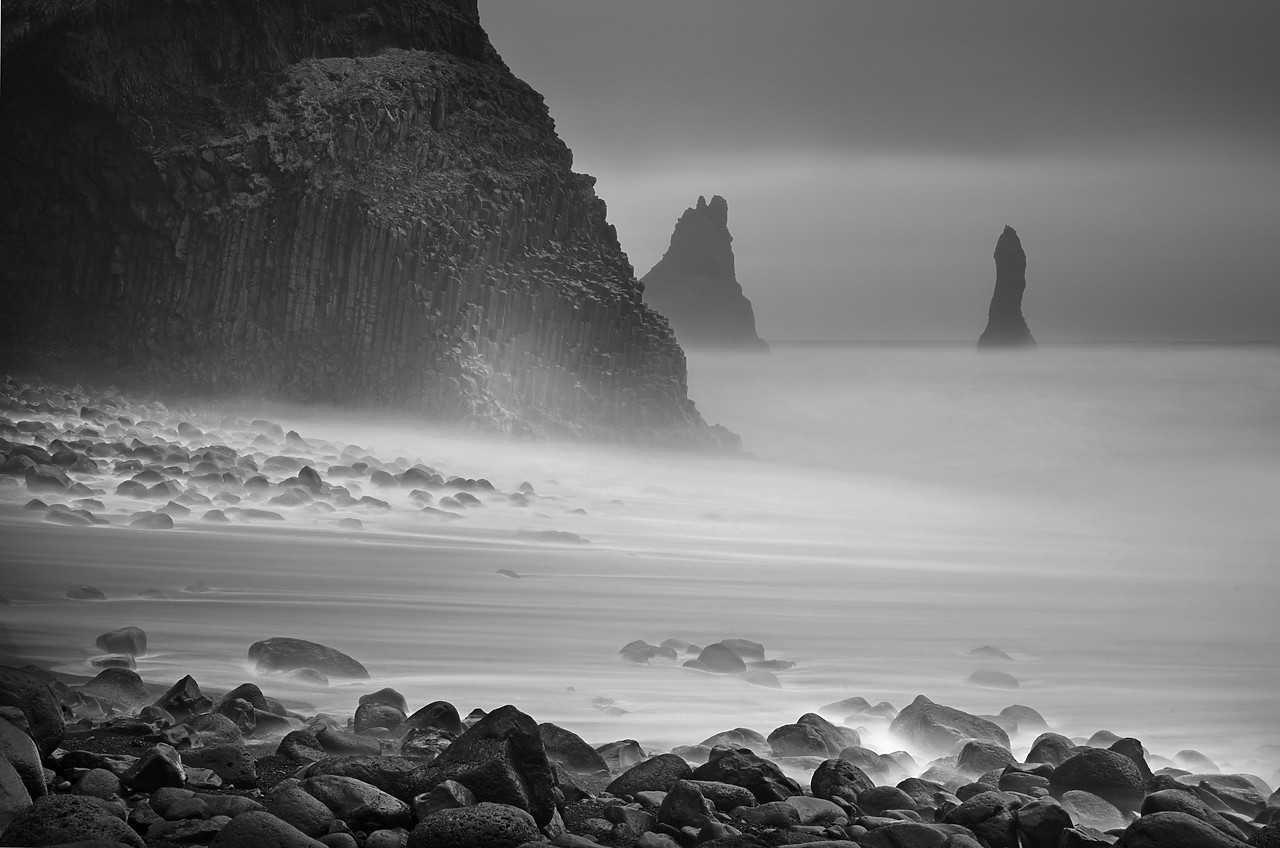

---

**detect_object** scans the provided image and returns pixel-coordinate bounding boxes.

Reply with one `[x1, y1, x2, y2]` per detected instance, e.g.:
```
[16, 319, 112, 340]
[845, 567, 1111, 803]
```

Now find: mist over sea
[3, 343, 1277, 778]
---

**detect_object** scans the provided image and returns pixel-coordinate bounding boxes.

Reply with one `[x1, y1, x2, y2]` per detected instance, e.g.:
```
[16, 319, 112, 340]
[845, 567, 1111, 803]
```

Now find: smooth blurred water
[1, 344, 1277, 778]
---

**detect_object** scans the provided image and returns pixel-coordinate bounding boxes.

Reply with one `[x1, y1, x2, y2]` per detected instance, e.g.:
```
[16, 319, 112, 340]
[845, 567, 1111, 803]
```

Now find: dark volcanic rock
[408, 801, 539, 848]
[248, 637, 370, 678]
[0, 1, 717, 443]
[0, 793, 145, 847]
[889, 695, 1011, 756]
[0, 664, 65, 757]
[978, 225, 1037, 349]
[641, 195, 768, 350]
[413, 704, 556, 826]
[692, 747, 801, 803]
[607, 753, 693, 798]
[1050, 748, 1146, 812]
[1113, 810, 1250, 847]
[95, 625, 148, 656]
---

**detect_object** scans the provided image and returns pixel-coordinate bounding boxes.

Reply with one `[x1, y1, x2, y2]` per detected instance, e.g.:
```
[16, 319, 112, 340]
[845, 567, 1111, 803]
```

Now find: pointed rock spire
[641, 196, 767, 350]
[978, 225, 1037, 348]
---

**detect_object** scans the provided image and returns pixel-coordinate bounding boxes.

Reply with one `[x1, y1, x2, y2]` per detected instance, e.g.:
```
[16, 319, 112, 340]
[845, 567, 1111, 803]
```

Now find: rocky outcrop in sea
[978, 226, 1037, 349]
[0, 0, 716, 442]
[641, 196, 768, 351]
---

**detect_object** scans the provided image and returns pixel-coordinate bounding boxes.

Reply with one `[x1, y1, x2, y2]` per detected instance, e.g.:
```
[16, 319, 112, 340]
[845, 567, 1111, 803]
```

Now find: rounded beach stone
[0, 716, 45, 798]
[957, 739, 1017, 776]
[1141, 789, 1247, 841]
[1027, 732, 1077, 767]
[268, 784, 337, 837]
[359, 688, 409, 714]
[408, 802, 539, 848]
[691, 748, 801, 803]
[700, 728, 769, 754]
[539, 722, 609, 775]
[95, 626, 148, 656]
[1014, 797, 1074, 848]
[688, 779, 756, 812]
[402, 700, 464, 736]
[301, 774, 411, 830]
[658, 779, 716, 829]
[355, 703, 406, 735]
[0, 753, 33, 829]
[248, 638, 369, 679]
[182, 744, 258, 788]
[1113, 810, 1250, 847]
[690, 642, 747, 673]
[1050, 748, 1146, 812]
[190, 712, 245, 746]
[607, 753, 693, 797]
[121, 743, 186, 792]
[0, 793, 145, 847]
[888, 695, 1010, 756]
[858, 784, 919, 816]
[209, 809, 328, 847]
[811, 758, 873, 804]
[0, 665, 65, 757]
[80, 667, 150, 707]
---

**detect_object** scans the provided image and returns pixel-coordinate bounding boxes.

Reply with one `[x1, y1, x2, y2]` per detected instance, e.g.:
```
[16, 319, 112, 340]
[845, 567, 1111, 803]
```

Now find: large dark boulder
[153, 674, 213, 720]
[301, 756, 427, 802]
[692, 748, 801, 803]
[539, 723, 609, 776]
[247, 638, 369, 679]
[1141, 789, 1248, 841]
[1027, 732, 1077, 767]
[0, 793, 145, 847]
[943, 790, 1018, 848]
[412, 704, 556, 826]
[94, 626, 148, 656]
[79, 667, 150, 707]
[810, 758, 873, 804]
[408, 802, 539, 848]
[688, 642, 748, 673]
[606, 753, 692, 797]
[402, 700, 464, 736]
[767, 713, 857, 759]
[889, 695, 1010, 756]
[1050, 748, 1146, 812]
[1113, 811, 1250, 847]
[0, 665, 64, 757]
[209, 809, 327, 846]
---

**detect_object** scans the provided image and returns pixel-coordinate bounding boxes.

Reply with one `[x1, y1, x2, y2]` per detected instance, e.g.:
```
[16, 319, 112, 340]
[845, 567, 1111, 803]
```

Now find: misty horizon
[481, 1, 1280, 344]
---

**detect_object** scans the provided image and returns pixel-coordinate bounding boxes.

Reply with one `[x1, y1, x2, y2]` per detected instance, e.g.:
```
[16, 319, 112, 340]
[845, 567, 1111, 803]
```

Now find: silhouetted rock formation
[641, 196, 768, 350]
[0, 0, 719, 442]
[978, 226, 1037, 349]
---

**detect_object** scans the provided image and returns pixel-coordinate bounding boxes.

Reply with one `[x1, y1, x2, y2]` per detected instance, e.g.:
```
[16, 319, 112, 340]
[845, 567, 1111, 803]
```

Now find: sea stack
[978, 226, 1037, 349]
[641, 196, 768, 350]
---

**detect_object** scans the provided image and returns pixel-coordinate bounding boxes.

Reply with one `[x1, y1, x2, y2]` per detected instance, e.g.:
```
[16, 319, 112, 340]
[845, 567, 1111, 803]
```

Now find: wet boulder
[811, 758, 874, 804]
[95, 626, 148, 656]
[768, 713, 857, 759]
[0, 793, 145, 847]
[412, 705, 556, 826]
[408, 801, 539, 848]
[182, 744, 258, 788]
[209, 809, 328, 846]
[889, 695, 1010, 756]
[0, 665, 65, 757]
[692, 747, 801, 803]
[686, 642, 747, 673]
[79, 667, 150, 708]
[247, 637, 370, 679]
[360, 688, 409, 714]
[957, 739, 1017, 777]
[943, 790, 1019, 848]
[121, 743, 186, 792]
[1050, 748, 1146, 812]
[857, 784, 920, 817]
[1113, 810, 1250, 847]
[539, 722, 610, 776]
[1141, 789, 1248, 841]
[0, 718, 44, 799]
[301, 774, 412, 831]
[153, 674, 213, 721]
[402, 700, 464, 737]
[658, 779, 717, 829]
[1027, 732, 1077, 767]
[607, 753, 693, 797]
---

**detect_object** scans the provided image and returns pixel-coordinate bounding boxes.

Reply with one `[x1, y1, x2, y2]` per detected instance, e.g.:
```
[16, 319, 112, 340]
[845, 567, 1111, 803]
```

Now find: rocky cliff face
[640, 196, 767, 350]
[0, 0, 718, 442]
[978, 225, 1037, 349]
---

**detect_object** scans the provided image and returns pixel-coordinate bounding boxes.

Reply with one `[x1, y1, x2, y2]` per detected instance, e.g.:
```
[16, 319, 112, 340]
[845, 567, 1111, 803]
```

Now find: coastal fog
[2, 343, 1278, 780]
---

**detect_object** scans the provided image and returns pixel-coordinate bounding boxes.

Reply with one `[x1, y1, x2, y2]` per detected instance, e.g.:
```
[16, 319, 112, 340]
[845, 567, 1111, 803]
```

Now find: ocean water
[2, 343, 1278, 780]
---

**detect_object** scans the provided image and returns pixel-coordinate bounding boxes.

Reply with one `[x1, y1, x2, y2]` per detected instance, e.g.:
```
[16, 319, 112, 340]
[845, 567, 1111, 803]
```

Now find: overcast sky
[480, 2, 1280, 342]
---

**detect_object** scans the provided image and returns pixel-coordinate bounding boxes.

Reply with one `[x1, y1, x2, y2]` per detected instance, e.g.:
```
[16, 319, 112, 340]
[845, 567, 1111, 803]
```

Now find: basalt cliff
[977, 225, 1037, 349]
[0, 0, 720, 442]
[641, 195, 768, 350]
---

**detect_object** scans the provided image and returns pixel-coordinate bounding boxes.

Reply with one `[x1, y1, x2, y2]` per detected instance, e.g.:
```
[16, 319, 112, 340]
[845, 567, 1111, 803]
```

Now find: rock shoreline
[0, 657, 1276, 847]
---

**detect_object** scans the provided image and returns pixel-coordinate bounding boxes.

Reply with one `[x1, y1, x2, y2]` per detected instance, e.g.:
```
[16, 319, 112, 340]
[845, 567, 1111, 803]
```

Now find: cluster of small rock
[0, 378, 571, 539]
[619, 639, 796, 689]
[2, 630, 1278, 848]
